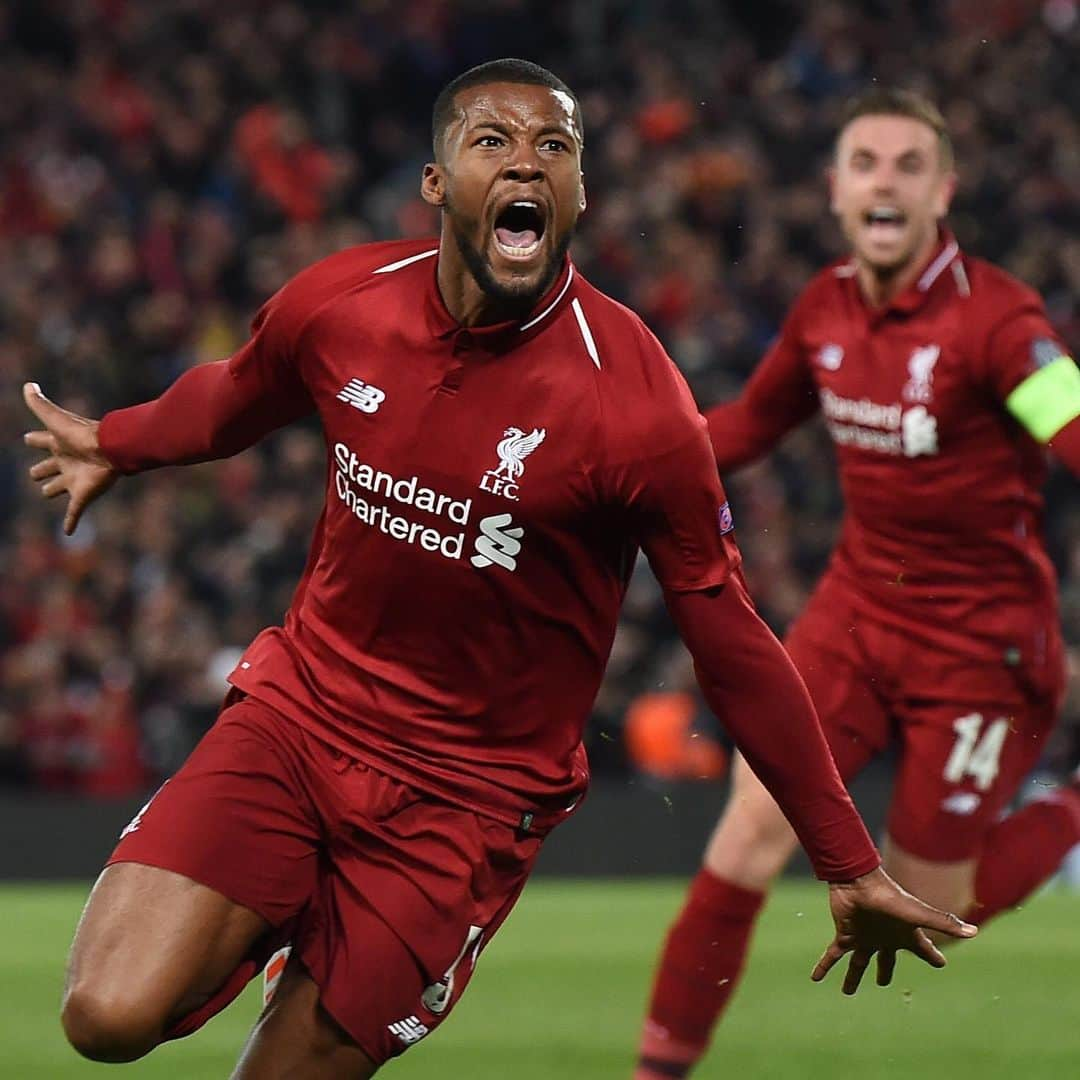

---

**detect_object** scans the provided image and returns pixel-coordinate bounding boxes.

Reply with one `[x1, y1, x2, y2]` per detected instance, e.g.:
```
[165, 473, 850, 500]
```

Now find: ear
[934, 170, 958, 220]
[421, 163, 446, 208]
[578, 173, 587, 214]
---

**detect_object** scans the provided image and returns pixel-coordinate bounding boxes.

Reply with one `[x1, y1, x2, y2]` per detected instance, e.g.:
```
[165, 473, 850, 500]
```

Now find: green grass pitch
[2, 879, 1077, 1078]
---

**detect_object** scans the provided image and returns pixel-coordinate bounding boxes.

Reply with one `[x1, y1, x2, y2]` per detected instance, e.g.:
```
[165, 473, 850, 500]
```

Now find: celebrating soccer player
[635, 87, 1080, 1080]
[24, 64, 973, 1079]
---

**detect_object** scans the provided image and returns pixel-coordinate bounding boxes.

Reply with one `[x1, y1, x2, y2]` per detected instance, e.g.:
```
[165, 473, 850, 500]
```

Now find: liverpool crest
[479, 427, 546, 501]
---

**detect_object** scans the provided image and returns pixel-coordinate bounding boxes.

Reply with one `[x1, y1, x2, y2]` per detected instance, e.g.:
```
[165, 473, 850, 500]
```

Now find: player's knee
[61, 983, 162, 1063]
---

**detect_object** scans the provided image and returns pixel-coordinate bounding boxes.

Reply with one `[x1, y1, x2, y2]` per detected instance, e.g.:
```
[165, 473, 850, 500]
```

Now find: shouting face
[423, 81, 586, 314]
[830, 113, 956, 281]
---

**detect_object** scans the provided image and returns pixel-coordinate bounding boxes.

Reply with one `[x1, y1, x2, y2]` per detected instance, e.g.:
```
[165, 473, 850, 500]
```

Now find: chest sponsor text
[820, 388, 938, 457]
[333, 442, 523, 571]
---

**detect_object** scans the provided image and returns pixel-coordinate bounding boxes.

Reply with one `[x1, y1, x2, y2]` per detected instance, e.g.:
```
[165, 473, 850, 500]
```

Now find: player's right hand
[23, 382, 117, 535]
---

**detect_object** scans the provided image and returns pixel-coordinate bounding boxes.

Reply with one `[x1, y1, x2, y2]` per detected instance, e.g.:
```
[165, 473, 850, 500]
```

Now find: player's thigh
[65, 862, 269, 1040]
[888, 685, 1058, 870]
[704, 753, 801, 888]
[66, 694, 323, 1034]
[881, 838, 976, 920]
[232, 955, 377, 1080]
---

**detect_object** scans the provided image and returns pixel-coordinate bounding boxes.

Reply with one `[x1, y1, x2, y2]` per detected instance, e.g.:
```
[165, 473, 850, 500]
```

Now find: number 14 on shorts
[944, 713, 1011, 792]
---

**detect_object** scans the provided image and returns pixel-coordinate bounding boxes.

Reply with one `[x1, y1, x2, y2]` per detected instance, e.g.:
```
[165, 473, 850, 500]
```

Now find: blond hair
[838, 87, 953, 170]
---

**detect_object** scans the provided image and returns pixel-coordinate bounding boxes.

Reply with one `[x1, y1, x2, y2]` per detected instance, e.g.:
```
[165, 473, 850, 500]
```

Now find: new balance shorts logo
[387, 1015, 430, 1045]
[337, 378, 386, 414]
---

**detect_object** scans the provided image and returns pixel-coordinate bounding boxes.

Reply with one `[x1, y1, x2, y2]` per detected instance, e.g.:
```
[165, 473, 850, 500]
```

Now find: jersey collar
[843, 228, 965, 320]
[423, 250, 576, 355]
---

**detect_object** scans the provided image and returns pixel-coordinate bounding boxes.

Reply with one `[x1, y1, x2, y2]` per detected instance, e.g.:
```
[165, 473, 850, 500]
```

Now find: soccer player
[24, 63, 973, 1079]
[636, 87, 1080, 1080]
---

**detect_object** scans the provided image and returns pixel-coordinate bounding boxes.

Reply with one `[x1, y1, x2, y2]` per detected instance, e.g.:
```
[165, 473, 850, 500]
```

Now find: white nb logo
[471, 513, 524, 571]
[337, 378, 386, 414]
[901, 406, 938, 457]
[480, 426, 546, 500]
[817, 343, 844, 371]
[387, 1015, 429, 1046]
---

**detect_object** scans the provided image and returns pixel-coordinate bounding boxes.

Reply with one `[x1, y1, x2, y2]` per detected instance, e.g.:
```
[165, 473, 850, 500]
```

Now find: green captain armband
[1005, 354, 1080, 443]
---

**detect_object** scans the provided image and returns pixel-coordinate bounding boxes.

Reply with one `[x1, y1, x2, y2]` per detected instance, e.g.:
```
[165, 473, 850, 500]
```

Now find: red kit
[709, 235, 1070, 859]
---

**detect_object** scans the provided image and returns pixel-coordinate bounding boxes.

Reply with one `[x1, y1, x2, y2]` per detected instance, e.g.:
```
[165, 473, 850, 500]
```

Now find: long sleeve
[98, 275, 319, 474]
[706, 318, 818, 473]
[99, 358, 314, 473]
[1049, 414, 1080, 476]
[666, 572, 880, 882]
[982, 285, 1080, 465]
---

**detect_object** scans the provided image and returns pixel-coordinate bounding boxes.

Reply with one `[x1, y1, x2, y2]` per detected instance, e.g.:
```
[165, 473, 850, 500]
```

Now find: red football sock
[969, 788, 1080, 926]
[636, 870, 765, 1079]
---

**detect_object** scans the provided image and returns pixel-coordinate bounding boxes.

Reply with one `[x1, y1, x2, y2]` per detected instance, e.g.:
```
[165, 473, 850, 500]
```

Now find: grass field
[2, 879, 1077, 1078]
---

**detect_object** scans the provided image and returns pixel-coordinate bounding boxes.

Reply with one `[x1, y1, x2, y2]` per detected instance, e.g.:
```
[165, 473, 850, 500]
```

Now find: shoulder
[806, 260, 854, 300]
[776, 263, 849, 338]
[570, 275, 701, 450]
[260, 239, 439, 342]
[960, 255, 1045, 319]
[572, 276, 691, 397]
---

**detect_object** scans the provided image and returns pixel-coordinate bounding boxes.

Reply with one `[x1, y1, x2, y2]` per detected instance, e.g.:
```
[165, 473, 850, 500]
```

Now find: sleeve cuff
[98, 407, 149, 474]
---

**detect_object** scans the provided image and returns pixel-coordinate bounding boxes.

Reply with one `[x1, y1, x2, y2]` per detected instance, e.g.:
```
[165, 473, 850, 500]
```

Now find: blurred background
[1, 0, 1079, 861]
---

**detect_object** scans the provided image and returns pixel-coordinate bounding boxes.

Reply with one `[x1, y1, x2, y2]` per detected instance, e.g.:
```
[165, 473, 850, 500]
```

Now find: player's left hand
[813, 866, 977, 995]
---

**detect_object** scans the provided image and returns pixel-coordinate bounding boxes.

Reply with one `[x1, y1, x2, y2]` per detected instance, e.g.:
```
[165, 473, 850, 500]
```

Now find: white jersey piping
[571, 298, 601, 369]
[372, 248, 439, 274]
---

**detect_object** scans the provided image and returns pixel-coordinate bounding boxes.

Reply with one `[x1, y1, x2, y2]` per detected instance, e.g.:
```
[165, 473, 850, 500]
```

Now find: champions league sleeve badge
[718, 502, 735, 535]
[1031, 337, 1066, 369]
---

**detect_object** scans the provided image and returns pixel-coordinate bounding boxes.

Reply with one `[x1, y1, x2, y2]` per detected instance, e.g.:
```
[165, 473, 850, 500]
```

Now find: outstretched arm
[706, 318, 818, 473]
[23, 356, 313, 534]
[666, 576, 976, 991]
[95, 355, 313, 473]
[23, 272, 319, 531]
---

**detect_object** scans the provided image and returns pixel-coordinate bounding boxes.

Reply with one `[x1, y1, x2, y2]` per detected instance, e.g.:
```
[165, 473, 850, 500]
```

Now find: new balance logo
[388, 1015, 429, 1046]
[471, 513, 523, 572]
[336, 378, 386, 414]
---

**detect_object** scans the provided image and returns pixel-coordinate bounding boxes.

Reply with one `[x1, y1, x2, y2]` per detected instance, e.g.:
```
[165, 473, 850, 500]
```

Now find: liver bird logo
[492, 427, 546, 481]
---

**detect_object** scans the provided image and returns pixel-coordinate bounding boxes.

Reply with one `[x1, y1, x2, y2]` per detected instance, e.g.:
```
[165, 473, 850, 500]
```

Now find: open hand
[812, 866, 977, 994]
[23, 383, 116, 535]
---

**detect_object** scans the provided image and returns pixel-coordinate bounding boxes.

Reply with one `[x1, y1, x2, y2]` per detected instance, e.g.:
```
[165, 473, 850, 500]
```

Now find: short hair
[431, 58, 582, 158]
[837, 87, 954, 170]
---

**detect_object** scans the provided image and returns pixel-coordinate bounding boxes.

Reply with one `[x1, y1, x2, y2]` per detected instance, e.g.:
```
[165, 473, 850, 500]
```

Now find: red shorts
[108, 693, 542, 1064]
[785, 578, 1064, 863]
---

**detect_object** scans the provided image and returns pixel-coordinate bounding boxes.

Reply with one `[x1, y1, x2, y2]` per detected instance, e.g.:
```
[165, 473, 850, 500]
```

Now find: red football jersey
[106, 239, 739, 828]
[709, 234, 1067, 670]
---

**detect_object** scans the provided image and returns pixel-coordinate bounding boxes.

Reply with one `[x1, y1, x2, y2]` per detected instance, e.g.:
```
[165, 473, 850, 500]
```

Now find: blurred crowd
[2, 0, 1079, 795]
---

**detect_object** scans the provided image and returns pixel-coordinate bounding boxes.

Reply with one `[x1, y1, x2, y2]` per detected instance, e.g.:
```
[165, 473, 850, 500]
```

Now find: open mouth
[493, 200, 547, 259]
[863, 206, 907, 229]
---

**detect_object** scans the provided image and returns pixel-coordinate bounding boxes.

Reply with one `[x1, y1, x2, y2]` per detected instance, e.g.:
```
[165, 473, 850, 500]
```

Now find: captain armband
[1005, 354, 1080, 443]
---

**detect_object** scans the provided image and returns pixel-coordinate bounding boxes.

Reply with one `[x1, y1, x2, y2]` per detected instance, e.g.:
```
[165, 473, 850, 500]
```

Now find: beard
[450, 212, 574, 313]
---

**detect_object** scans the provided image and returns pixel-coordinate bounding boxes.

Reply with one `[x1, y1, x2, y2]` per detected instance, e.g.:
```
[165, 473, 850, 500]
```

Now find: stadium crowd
[2, 0, 1079, 794]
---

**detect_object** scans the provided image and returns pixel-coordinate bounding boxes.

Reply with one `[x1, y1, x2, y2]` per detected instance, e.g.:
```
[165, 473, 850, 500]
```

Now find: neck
[855, 225, 941, 309]
[436, 226, 537, 328]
